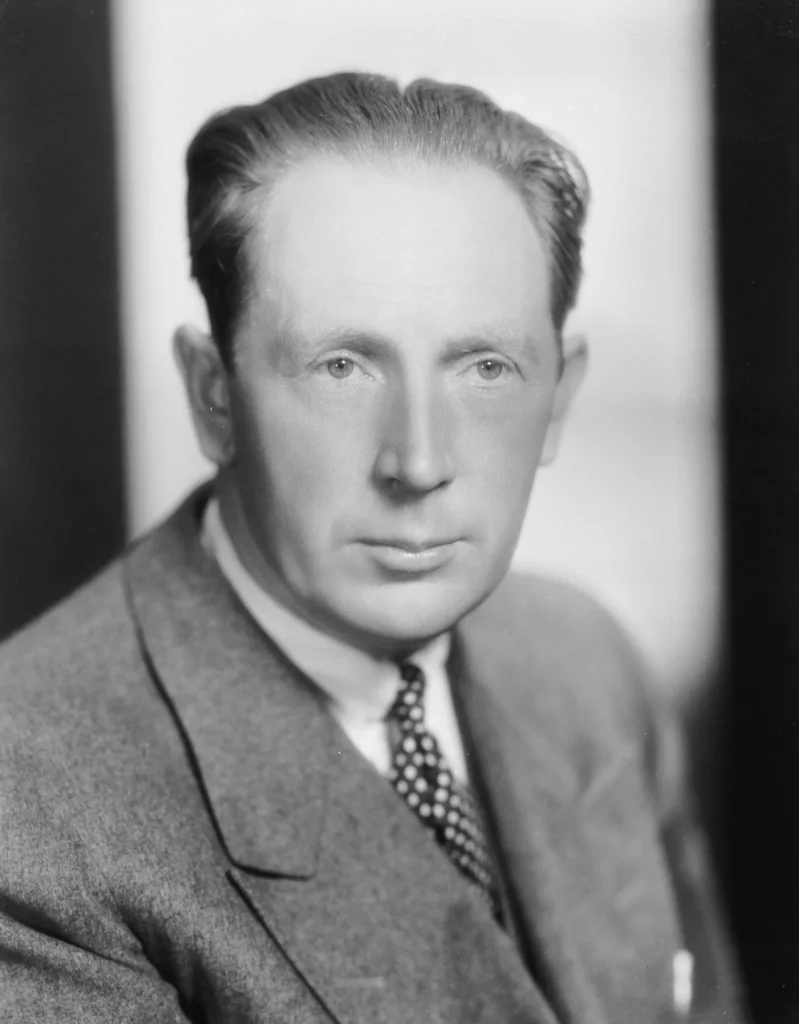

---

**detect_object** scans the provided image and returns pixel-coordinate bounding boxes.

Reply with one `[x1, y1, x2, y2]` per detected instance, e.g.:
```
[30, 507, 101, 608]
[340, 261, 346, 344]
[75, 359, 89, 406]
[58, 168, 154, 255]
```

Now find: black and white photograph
[1, 0, 796, 1020]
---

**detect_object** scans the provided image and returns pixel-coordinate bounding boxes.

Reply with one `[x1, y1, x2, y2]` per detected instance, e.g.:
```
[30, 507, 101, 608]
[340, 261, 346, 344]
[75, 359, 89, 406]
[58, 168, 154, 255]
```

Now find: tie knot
[399, 661, 424, 686]
[387, 662, 426, 723]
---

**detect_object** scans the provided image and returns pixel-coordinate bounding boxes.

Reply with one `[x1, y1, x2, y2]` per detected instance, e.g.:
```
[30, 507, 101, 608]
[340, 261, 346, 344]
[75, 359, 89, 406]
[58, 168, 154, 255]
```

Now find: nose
[374, 378, 455, 495]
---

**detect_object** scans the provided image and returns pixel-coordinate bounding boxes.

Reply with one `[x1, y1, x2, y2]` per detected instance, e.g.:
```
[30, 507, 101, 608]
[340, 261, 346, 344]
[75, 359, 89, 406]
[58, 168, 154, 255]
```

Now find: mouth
[359, 538, 461, 573]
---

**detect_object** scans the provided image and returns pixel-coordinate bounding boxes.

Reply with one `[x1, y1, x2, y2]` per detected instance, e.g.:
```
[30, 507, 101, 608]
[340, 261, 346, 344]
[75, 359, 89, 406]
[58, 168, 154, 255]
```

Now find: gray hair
[186, 72, 590, 366]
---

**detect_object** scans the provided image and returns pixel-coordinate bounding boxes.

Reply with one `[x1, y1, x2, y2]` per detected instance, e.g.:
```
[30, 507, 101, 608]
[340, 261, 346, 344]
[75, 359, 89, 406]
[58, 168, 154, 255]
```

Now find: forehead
[243, 154, 554, 348]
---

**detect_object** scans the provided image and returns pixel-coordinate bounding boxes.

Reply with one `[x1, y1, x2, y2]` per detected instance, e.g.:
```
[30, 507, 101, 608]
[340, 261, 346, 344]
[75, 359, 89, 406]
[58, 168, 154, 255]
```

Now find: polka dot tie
[387, 662, 502, 920]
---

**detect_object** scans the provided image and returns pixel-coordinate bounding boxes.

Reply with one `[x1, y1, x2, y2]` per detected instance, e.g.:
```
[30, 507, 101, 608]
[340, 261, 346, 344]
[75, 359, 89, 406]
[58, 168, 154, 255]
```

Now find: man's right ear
[173, 324, 236, 467]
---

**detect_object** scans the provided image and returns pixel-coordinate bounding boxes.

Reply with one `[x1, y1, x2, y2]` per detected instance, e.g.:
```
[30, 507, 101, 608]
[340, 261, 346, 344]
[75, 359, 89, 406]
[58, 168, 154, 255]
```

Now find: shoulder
[467, 570, 647, 693]
[473, 570, 629, 640]
[0, 560, 131, 698]
[0, 523, 212, 871]
[0, 560, 139, 850]
[460, 571, 659, 759]
[0, 545, 167, 772]
[0, 489, 205, 730]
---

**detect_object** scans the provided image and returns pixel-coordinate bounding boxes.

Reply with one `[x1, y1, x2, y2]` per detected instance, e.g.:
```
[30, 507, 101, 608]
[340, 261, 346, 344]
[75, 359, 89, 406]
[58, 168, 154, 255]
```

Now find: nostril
[374, 388, 455, 493]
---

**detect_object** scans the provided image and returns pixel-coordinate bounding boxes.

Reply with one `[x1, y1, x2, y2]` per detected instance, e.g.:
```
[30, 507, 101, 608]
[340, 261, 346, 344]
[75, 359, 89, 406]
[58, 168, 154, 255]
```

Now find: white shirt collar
[201, 497, 451, 726]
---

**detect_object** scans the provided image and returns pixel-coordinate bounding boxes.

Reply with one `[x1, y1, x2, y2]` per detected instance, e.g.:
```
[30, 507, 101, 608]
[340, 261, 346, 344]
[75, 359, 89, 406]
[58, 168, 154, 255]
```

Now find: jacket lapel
[124, 492, 558, 1024]
[125, 490, 328, 879]
[453, 579, 682, 1024]
[229, 730, 558, 1024]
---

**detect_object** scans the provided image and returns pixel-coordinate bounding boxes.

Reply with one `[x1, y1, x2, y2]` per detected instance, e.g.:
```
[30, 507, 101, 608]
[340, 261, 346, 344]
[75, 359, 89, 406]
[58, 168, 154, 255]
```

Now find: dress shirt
[202, 498, 469, 782]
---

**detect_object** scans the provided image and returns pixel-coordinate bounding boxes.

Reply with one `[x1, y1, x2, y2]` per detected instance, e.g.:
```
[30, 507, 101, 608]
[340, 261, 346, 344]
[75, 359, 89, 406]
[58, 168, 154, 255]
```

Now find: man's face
[221, 155, 569, 654]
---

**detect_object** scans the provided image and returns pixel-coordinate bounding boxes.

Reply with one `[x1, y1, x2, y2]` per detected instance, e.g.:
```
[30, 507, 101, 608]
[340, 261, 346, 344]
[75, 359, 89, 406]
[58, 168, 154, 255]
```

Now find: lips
[361, 538, 458, 553]
[360, 538, 462, 573]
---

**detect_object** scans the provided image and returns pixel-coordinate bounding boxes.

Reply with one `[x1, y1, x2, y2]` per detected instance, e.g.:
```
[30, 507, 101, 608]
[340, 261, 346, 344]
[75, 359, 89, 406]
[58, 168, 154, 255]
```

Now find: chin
[337, 575, 495, 651]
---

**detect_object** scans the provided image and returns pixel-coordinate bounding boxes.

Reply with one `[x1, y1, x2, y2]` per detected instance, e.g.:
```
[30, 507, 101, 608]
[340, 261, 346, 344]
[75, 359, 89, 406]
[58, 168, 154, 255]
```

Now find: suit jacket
[0, 489, 744, 1023]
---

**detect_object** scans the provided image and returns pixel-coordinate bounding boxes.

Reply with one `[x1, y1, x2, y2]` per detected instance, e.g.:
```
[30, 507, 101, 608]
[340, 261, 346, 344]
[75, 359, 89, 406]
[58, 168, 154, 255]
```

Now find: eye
[327, 357, 355, 379]
[475, 358, 504, 381]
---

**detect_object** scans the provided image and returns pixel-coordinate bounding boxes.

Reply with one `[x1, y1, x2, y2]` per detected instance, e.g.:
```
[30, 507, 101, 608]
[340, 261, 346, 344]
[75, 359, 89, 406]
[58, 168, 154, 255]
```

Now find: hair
[186, 72, 590, 367]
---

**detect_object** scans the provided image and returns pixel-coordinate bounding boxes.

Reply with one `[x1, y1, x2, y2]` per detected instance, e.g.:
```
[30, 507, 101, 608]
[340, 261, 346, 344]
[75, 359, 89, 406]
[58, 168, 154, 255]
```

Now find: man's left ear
[540, 333, 588, 466]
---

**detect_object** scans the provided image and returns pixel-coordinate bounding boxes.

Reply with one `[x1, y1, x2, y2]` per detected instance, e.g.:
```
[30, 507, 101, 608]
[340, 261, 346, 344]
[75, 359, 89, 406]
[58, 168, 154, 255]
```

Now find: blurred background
[1, 0, 797, 1018]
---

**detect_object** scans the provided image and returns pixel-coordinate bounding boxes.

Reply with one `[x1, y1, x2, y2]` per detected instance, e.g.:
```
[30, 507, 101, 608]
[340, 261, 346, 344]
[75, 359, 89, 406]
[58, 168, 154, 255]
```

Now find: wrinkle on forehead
[234, 152, 555, 370]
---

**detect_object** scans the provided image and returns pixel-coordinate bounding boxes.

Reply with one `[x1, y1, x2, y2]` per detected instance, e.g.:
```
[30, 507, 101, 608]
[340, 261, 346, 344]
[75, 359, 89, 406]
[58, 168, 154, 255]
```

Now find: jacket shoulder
[461, 571, 654, 752]
[471, 570, 646, 682]
[0, 557, 129, 668]
[0, 558, 145, 744]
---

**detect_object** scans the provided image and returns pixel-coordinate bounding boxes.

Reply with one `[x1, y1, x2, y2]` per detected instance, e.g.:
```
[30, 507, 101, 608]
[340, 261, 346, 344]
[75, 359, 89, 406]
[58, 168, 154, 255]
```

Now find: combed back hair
[186, 71, 590, 367]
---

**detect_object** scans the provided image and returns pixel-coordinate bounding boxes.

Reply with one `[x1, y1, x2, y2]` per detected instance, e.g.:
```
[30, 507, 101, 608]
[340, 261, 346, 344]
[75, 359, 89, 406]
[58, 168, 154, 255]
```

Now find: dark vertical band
[712, 2, 799, 1020]
[0, 0, 124, 640]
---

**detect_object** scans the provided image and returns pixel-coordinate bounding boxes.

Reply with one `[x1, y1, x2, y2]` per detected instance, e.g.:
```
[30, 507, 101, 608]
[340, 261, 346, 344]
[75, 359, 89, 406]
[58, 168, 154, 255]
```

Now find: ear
[173, 324, 236, 467]
[540, 333, 588, 466]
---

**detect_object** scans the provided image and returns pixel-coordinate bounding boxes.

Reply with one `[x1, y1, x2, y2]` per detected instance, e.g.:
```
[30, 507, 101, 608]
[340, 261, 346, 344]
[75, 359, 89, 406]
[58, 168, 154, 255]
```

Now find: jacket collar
[123, 487, 677, 1024]
[123, 487, 559, 1024]
[452, 576, 680, 1024]
[124, 485, 331, 878]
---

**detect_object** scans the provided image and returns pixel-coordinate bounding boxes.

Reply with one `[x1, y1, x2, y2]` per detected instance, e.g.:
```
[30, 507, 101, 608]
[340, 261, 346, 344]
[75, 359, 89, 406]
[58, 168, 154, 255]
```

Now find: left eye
[327, 357, 355, 379]
[475, 359, 504, 381]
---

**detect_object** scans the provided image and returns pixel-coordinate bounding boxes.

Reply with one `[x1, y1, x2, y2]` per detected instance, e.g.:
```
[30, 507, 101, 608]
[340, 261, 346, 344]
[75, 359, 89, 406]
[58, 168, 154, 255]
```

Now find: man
[0, 73, 743, 1022]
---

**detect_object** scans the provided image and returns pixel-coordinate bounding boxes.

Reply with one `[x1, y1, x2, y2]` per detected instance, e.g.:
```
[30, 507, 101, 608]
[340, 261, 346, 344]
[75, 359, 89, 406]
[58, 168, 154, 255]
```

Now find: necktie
[386, 661, 502, 919]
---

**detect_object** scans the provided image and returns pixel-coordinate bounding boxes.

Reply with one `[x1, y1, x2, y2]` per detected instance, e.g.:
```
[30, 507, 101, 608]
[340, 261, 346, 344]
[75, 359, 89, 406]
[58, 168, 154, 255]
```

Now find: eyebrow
[295, 325, 545, 364]
[440, 328, 544, 363]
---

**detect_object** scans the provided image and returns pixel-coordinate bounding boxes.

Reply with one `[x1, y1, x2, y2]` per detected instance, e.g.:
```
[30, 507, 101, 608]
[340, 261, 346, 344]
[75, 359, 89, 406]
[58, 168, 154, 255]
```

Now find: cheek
[237, 388, 375, 522]
[455, 391, 553, 491]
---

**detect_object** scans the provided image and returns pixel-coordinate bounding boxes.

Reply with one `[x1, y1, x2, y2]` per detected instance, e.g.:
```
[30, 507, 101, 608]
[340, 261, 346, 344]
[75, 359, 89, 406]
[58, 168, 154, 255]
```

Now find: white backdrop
[111, 0, 720, 695]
